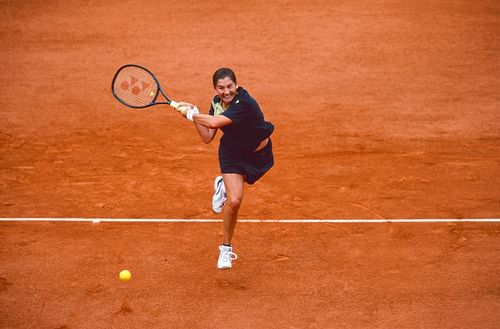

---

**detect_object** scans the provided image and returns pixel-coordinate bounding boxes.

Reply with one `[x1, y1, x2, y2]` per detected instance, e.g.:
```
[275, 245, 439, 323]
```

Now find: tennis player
[177, 68, 275, 269]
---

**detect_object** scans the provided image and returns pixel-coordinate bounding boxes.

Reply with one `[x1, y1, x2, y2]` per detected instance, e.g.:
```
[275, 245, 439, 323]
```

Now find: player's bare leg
[217, 173, 243, 269]
[222, 173, 244, 244]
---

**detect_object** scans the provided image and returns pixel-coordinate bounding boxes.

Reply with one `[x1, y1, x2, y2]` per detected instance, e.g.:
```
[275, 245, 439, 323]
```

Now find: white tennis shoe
[217, 245, 238, 270]
[212, 176, 227, 214]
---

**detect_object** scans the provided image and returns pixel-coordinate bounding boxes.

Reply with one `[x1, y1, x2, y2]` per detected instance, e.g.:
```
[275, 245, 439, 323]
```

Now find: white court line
[0, 218, 499, 223]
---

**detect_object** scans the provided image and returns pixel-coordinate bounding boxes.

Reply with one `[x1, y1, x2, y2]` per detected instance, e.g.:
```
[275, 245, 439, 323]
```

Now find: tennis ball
[119, 270, 131, 282]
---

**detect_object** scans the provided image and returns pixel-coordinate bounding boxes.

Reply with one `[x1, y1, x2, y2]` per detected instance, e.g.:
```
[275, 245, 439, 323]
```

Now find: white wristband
[186, 106, 199, 121]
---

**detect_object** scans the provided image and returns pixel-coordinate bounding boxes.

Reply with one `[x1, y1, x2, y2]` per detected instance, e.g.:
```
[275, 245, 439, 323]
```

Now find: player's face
[215, 77, 238, 105]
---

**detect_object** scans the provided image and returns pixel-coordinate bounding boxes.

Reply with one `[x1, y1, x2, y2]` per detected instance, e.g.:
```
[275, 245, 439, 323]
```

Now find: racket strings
[113, 66, 158, 107]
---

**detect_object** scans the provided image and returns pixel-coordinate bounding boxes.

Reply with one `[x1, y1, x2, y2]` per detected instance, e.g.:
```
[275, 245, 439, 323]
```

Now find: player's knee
[227, 196, 242, 209]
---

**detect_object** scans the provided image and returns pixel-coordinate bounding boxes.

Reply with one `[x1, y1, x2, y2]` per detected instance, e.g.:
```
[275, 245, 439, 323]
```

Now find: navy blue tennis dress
[209, 87, 275, 184]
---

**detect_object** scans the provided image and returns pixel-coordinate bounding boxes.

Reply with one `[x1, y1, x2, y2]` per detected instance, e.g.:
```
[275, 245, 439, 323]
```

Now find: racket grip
[169, 100, 179, 109]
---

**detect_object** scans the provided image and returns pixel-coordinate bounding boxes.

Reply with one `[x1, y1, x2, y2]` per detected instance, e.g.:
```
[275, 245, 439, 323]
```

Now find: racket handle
[169, 100, 179, 109]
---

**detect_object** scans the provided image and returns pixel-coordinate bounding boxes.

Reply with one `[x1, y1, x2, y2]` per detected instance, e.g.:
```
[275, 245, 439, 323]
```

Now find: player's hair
[213, 68, 237, 87]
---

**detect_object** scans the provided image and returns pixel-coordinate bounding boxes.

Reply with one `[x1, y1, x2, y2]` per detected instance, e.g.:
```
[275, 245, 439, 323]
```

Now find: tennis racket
[111, 64, 179, 109]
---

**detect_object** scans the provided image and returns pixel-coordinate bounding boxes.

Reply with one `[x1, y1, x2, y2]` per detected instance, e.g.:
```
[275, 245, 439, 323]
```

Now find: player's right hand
[176, 101, 199, 121]
[176, 101, 194, 117]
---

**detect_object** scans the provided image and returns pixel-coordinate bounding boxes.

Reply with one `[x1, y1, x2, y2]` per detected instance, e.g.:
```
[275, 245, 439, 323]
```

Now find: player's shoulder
[234, 87, 257, 106]
[236, 87, 250, 100]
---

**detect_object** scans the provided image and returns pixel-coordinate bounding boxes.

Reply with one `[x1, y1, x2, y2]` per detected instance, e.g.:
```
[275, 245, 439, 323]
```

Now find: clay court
[1, 1, 499, 328]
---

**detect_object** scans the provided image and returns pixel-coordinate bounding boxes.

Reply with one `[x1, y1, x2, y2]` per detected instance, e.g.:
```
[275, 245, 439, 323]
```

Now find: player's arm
[193, 113, 232, 129]
[193, 119, 217, 144]
[177, 102, 232, 144]
[192, 113, 232, 144]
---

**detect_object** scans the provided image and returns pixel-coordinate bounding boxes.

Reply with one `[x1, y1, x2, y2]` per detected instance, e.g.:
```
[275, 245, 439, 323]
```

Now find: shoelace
[220, 248, 238, 262]
[223, 252, 237, 262]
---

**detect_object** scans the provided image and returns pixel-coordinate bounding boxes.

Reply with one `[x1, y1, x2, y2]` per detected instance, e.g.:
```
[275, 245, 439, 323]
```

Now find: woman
[177, 68, 275, 270]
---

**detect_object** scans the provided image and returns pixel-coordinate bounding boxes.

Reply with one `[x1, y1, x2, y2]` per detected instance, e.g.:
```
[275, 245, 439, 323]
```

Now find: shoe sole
[217, 265, 232, 270]
[212, 176, 225, 214]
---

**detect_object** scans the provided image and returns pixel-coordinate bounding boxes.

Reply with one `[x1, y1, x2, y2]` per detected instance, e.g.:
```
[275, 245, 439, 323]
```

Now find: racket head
[111, 64, 163, 108]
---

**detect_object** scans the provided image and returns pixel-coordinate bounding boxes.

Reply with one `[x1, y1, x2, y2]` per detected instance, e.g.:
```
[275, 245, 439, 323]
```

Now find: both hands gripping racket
[111, 64, 179, 109]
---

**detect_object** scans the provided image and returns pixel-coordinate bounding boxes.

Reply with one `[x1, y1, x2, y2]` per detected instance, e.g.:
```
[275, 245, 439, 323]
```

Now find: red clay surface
[1, 222, 499, 328]
[1, 0, 499, 328]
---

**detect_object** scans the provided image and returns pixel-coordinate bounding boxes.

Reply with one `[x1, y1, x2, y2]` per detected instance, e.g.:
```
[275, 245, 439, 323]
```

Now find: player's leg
[222, 173, 244, 244]
[217, 173, 244, 269]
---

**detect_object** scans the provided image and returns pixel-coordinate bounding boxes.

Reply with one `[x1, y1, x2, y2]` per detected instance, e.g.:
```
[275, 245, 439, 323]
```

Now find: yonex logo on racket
[119, 76, 151, 96]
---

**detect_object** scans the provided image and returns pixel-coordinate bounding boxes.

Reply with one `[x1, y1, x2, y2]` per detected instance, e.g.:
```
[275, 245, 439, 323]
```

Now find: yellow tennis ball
[119, 270, 131, 282]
